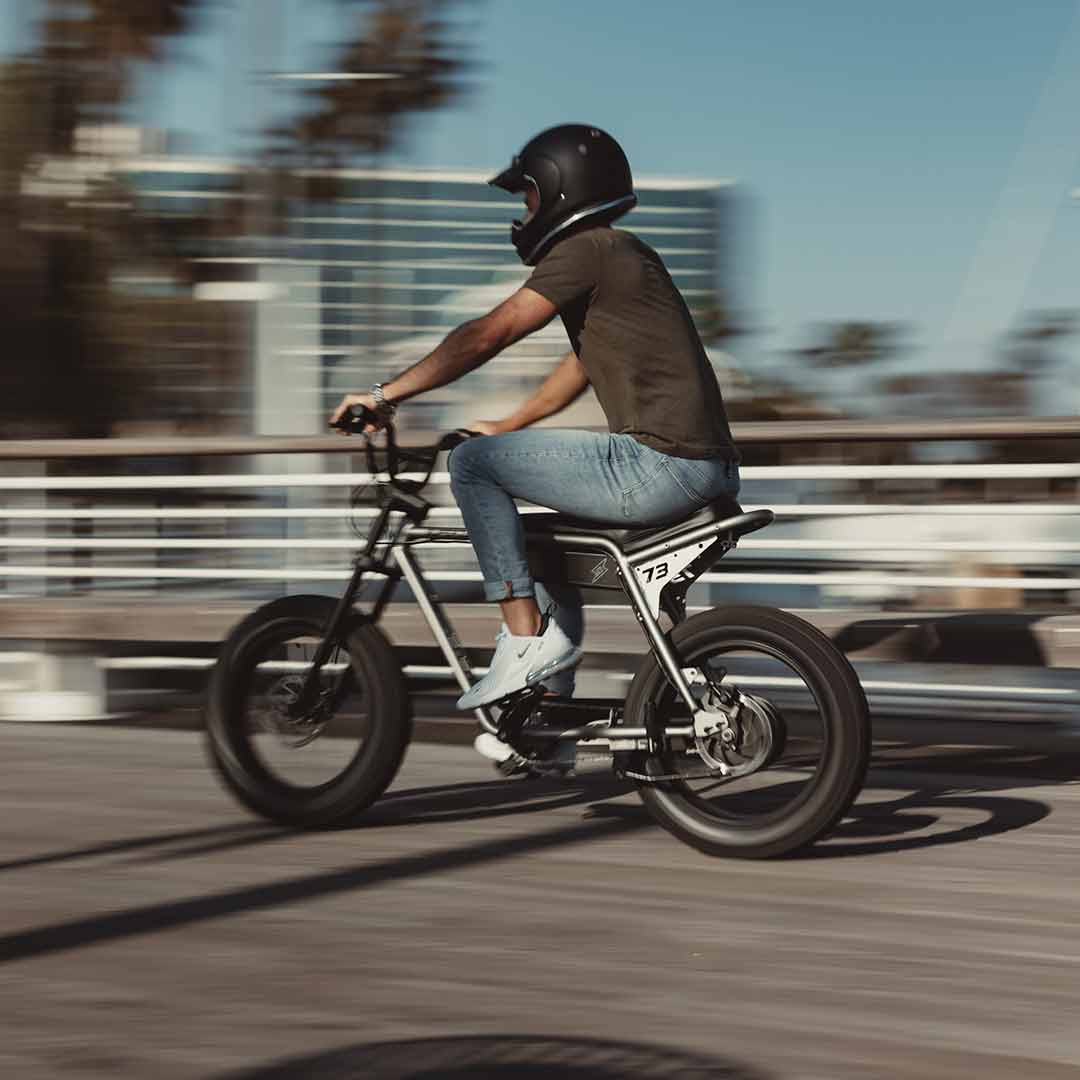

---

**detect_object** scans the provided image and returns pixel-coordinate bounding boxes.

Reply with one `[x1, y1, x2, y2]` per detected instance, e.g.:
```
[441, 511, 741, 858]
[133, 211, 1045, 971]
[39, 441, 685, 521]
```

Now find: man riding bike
[329, 123, 741, 764]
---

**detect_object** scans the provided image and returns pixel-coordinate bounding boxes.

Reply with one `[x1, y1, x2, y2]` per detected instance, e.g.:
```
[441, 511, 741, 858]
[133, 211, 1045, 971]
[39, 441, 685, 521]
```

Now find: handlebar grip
[330, 403, 378, 433]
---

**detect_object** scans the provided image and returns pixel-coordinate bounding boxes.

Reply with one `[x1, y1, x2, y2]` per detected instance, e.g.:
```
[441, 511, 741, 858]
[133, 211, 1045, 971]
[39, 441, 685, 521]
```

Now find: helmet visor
[488, 156, 525, 193]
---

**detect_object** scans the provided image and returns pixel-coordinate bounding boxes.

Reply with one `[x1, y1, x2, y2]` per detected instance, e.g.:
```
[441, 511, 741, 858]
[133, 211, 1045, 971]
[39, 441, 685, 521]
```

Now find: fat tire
[625, 605, 869, 858]
[205, 594, 411, 827]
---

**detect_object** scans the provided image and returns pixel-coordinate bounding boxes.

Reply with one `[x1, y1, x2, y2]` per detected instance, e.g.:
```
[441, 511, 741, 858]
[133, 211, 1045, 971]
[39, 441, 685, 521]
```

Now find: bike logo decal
[588, 557, 610, 585]
[639, 561, 669, 583]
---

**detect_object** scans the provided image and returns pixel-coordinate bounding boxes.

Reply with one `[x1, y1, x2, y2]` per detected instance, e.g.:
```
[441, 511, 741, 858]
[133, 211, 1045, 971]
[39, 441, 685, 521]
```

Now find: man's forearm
[499, 352, 589, 431]
[502, 388, 567, 431]
[382, 319, 500, 403]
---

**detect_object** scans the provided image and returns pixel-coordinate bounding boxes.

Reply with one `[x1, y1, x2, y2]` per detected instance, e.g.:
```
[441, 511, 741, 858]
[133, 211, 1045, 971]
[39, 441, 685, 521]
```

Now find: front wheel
[205, 594, 411, 827]
[624, 605, 870, 858]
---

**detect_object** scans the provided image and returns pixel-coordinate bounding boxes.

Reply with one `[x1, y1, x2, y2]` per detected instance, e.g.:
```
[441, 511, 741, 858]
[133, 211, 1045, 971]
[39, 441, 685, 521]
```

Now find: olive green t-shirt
[524, 226, 739, 461]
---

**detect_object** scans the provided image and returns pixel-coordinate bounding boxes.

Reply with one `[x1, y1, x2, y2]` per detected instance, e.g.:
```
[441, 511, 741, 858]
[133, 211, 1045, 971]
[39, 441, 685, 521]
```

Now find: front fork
[288, 504, 398, 719]
[288, 514, 499, 735]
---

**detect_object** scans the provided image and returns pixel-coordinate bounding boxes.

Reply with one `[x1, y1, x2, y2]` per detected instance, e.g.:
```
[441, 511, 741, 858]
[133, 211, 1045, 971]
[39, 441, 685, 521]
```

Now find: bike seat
[523, 496, 773, 554]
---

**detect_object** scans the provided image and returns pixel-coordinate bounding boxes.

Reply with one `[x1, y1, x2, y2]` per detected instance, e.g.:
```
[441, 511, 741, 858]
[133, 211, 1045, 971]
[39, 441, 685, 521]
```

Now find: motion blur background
[4, 0, 1080, 717]
[4, 0, 1080, 436]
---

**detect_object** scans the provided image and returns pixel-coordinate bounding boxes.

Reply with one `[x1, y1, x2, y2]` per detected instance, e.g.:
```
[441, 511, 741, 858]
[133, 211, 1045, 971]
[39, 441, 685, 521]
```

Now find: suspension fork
[289, 504, 397, 718]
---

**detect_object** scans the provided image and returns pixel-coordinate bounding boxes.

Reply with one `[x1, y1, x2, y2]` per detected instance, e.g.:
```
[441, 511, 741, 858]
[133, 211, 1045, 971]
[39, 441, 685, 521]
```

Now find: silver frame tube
[394, 511, 766, 727]
[392, 537, 498, 734]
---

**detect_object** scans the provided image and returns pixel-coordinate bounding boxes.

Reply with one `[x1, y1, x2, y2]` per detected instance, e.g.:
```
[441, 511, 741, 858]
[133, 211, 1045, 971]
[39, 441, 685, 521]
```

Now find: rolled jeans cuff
[482, 575, 535, 602]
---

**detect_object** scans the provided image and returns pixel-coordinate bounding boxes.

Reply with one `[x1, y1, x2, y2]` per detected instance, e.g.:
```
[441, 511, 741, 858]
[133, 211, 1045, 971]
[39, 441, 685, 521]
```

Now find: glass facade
[118, 161, 735, 435]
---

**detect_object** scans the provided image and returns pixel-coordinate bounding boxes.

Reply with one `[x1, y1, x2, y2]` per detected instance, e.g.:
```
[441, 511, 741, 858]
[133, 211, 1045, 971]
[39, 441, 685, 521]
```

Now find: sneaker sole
[525, 647, 583, 689]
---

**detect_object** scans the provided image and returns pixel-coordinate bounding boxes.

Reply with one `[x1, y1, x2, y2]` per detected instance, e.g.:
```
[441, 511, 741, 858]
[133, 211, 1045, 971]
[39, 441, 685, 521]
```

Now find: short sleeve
[523, 233, 598, 311]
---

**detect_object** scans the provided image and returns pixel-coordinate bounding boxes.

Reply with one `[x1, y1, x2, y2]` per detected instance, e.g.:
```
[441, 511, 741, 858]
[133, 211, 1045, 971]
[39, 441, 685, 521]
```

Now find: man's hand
[329, 393, 384, 434]
[467, 419, 507, 436]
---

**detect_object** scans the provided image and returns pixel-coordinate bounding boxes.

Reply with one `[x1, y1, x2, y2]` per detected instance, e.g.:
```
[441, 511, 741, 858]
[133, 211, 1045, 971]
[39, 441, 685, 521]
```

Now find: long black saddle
[522, 496, 773, 555]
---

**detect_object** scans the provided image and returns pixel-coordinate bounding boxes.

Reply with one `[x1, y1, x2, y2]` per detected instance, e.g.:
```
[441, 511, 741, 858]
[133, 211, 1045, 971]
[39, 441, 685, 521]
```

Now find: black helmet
[489, 124, 637, 265]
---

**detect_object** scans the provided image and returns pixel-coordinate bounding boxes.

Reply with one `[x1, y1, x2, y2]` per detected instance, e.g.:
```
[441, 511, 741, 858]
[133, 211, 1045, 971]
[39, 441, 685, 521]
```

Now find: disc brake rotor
[694, 688, 774, 776]
[257, 674, 331, 749]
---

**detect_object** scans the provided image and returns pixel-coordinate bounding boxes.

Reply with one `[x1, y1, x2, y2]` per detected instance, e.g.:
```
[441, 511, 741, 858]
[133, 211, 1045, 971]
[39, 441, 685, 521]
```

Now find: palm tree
[266, 0, 473, 170]
[0, 1, 477, 435]
[0, 3, 216, 436]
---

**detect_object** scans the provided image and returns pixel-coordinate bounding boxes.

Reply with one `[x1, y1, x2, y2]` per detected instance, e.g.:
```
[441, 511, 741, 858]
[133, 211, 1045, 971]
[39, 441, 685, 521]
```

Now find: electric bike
[205, 407, 870, 858]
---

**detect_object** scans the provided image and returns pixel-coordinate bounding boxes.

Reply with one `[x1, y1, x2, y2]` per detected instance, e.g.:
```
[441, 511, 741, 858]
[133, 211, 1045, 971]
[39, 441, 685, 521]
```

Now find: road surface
[1, 721, 1080, 1078]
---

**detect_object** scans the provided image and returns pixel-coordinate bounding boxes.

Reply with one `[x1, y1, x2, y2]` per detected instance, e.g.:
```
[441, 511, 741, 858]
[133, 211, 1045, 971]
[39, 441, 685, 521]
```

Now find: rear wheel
[624, 605, 869, 858]
[205, 595, 410, 827]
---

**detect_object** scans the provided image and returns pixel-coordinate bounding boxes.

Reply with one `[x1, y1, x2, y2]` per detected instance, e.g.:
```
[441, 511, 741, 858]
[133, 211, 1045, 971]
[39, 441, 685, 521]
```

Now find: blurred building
[113, 158, 744, 435]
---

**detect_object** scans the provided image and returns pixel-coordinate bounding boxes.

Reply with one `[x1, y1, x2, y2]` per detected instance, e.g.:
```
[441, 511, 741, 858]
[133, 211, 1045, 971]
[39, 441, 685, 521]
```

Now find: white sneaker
[473, 731, 517, 764]
[456, 616, 582, 710]
[492, 623, 575, 698]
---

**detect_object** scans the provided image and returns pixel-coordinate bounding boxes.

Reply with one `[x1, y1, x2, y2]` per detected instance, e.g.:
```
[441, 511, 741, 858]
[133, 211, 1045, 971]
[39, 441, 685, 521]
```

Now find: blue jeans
[448, 429, 741, 649]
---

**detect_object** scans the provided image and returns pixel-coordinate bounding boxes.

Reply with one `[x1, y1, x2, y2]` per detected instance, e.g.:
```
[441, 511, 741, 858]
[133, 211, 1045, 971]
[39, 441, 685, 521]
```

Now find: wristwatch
[370, 383, 397, 419]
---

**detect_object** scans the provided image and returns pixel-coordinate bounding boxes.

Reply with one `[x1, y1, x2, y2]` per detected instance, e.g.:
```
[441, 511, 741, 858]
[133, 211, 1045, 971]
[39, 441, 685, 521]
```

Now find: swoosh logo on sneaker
[516, 646, 531, 659]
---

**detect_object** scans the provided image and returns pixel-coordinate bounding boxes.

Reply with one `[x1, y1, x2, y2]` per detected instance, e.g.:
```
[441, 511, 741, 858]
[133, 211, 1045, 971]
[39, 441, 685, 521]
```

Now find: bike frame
[295, 482, 769, 748]
[293, 414, 773, 753]
[398, 519, 747, 730]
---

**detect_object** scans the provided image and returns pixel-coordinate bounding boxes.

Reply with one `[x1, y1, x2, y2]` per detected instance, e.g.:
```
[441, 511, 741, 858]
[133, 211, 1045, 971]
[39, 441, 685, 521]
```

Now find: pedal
[496, 741, 577, 780]
[494, 752, 533, 777]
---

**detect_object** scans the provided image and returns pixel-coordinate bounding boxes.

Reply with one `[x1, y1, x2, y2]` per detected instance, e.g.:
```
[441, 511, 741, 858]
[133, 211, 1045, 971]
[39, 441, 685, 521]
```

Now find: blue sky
[8, 1, 1080, 404]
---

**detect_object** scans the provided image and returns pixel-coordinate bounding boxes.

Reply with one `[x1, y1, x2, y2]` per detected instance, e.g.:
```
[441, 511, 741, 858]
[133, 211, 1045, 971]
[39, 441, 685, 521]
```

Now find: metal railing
[1, 416, 1080, 597]
[3, 415, 1080, 718]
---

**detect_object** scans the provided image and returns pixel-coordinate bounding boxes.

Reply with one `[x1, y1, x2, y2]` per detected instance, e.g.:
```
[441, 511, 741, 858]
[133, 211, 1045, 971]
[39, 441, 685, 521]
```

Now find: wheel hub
[694, 689, 774, 775]
[258, 675, 330, 748]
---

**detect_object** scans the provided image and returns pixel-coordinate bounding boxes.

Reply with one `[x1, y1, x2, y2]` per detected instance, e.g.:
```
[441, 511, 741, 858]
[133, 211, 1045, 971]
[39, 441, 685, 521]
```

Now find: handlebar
[328, 402, 382, 436]
[329, 404, 480, 485]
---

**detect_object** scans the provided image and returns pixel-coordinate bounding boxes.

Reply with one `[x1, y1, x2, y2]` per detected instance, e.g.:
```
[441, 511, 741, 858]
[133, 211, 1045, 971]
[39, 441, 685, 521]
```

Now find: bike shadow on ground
[361, 769, 634, 828]
[0, 751, 1056, 968]
[0, 775, 636, 876]
[3, 744, 1057, 876]
[211, 1033, 773, 1080]
[357, 732, 1064, 852]
[802, 786, 1050, 859]
[0, 811, 649, 966]
[81, 771, 633, 867]
[584, 740, 1056, 859]
[0, 822, 287, 875]
[796, 738, 1062, 858]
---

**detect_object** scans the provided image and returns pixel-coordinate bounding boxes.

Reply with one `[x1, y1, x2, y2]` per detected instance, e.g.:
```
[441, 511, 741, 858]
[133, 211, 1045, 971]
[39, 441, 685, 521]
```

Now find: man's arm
[382, 287, 557, 404]
[474, 351, 590, 434]
[329, 287, 558, 427]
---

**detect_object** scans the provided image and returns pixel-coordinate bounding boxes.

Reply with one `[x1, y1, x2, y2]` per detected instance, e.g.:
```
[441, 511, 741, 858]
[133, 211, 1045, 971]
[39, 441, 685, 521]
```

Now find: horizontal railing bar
[605, 670, 1080, 702]
[3, 416, 1080, 460]
[90, 656, 1080, 703]
[2, 565, 1078, 588]
[0, 538, 448, 551]
[735, 539, 1080, 553]
[251, 235, 716, 255]
[289, 214, 709, 234]
[5, 536, 1080, 555]
[2, 503, 1080, 522]
[732, 417, 1080, 443]
[6, 461, 1080, 491]
[0, 472, 383, 491]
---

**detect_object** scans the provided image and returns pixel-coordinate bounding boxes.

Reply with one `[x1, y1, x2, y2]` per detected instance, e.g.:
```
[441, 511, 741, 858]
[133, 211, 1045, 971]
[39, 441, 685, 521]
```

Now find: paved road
[2, 723, 1080, 1079]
